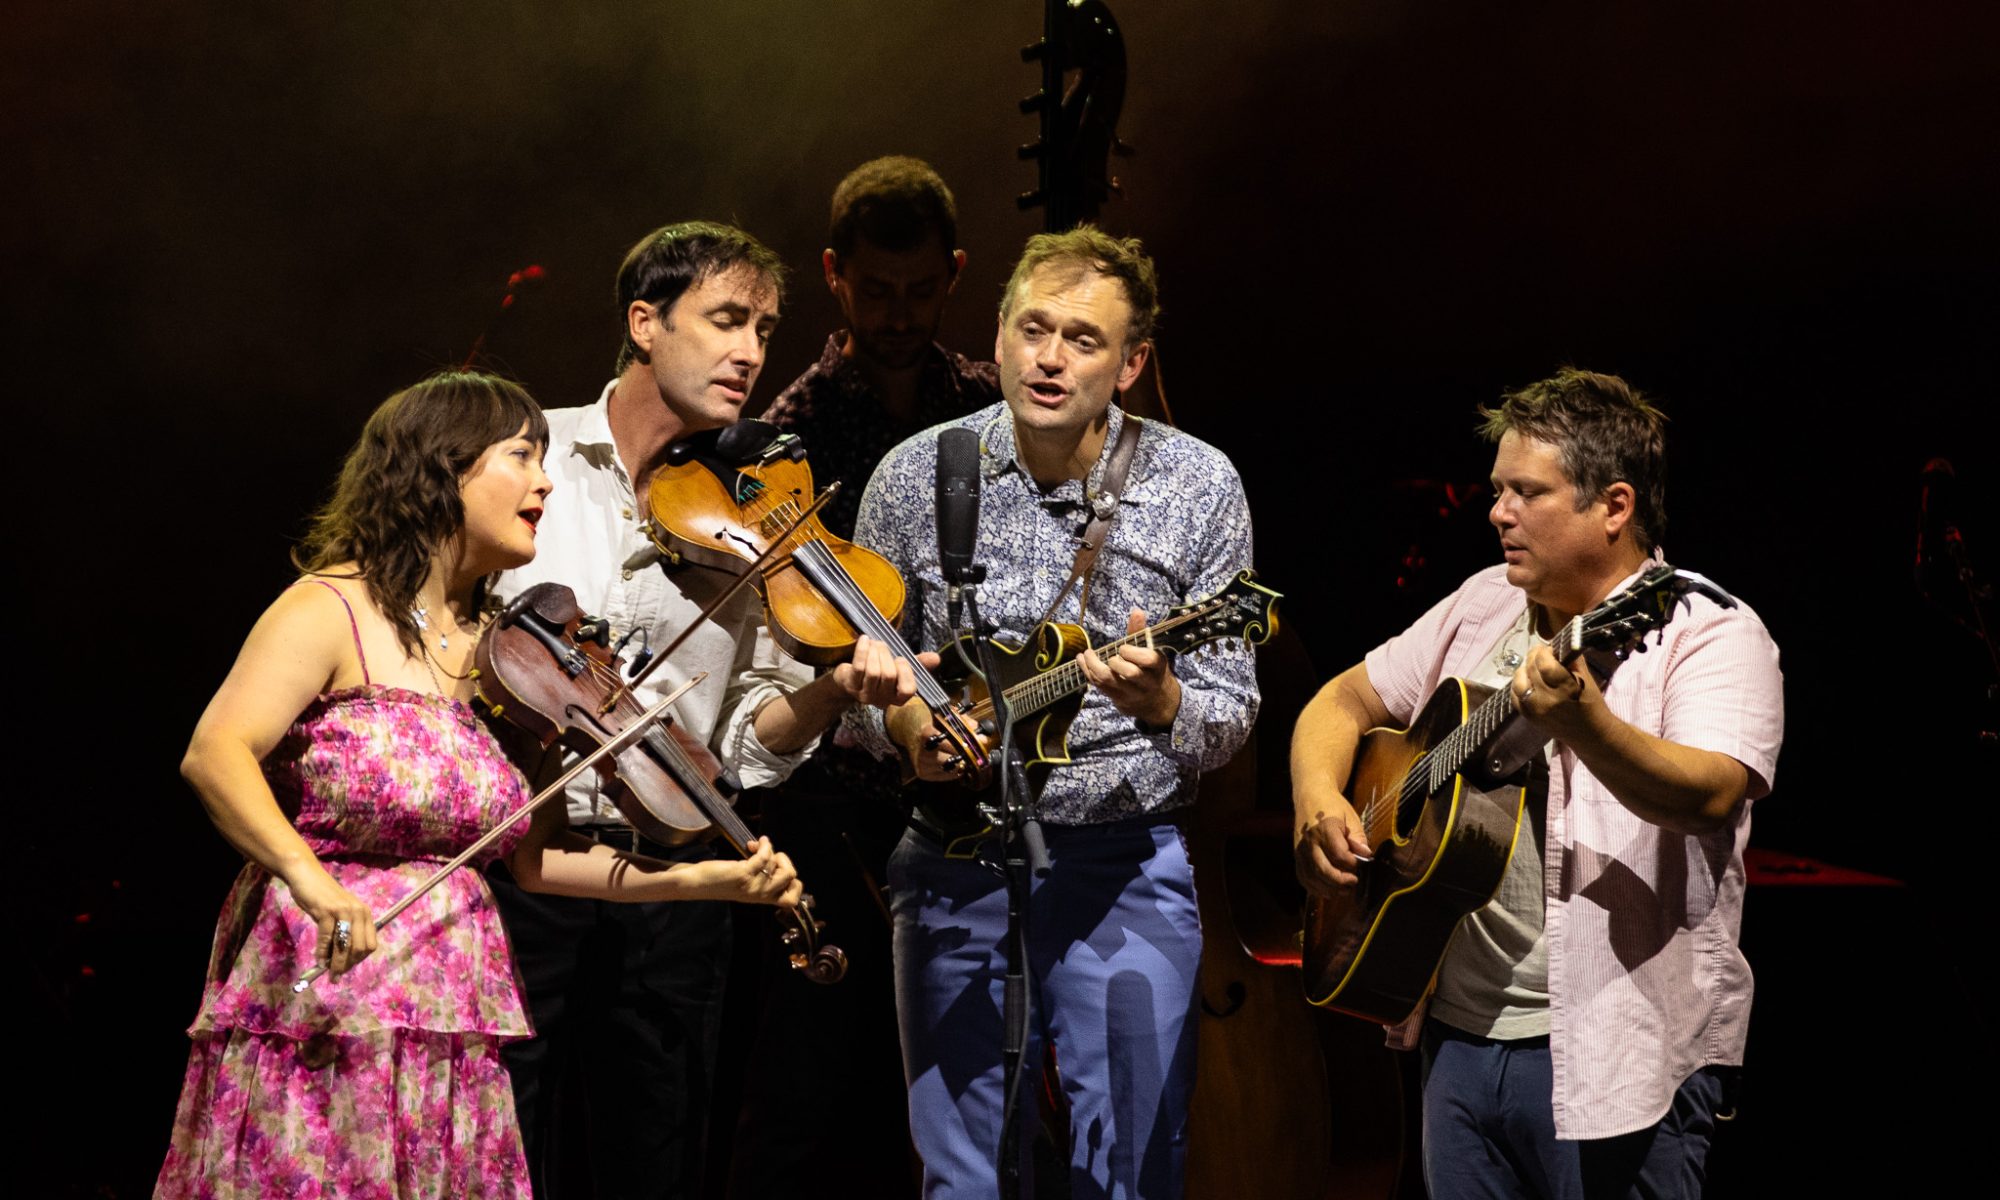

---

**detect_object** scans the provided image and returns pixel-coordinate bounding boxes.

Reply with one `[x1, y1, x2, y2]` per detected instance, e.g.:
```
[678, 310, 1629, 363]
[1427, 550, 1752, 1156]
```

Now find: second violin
[643, 420, 991, 780]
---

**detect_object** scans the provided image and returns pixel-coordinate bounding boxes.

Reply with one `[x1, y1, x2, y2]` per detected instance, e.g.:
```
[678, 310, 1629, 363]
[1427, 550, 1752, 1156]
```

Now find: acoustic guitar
[1301, 564, 1736, 1023]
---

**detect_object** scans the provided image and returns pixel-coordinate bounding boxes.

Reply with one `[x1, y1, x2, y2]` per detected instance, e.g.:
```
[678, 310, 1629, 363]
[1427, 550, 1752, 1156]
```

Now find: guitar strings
[958, 601, 1220, 724]
[1356, 609, 1597, 841]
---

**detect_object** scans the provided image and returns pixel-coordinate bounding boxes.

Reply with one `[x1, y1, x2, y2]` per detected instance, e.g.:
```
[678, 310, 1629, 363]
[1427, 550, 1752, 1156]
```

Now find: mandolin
[913, 569, 1280, 855]
[1301, 564, 1735, 1023]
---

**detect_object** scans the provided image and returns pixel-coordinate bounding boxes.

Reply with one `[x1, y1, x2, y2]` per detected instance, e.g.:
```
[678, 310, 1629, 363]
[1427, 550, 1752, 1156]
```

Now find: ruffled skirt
[156, 858, 533, 1198]
[154, 1026, 529, 1199]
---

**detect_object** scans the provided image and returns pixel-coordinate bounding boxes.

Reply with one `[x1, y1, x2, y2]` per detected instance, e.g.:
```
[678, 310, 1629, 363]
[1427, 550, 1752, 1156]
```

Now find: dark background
[12, 2, 1994, 1195]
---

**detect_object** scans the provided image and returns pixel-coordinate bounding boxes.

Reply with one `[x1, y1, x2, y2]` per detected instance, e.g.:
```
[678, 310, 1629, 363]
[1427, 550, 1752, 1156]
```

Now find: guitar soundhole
[1392, 780, 1422, 842]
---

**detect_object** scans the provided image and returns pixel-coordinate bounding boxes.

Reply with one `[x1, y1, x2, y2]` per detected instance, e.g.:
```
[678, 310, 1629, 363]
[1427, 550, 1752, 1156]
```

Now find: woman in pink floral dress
[155, 372, 803, 1199]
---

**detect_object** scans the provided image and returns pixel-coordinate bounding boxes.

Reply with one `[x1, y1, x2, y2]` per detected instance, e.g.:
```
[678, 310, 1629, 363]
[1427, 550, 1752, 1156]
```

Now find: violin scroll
[782, 899, 850, 984]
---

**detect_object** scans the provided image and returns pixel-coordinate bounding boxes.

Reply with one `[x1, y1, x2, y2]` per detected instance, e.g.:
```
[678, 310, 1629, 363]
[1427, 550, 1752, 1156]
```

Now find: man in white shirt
[488, 220, 924, 1200]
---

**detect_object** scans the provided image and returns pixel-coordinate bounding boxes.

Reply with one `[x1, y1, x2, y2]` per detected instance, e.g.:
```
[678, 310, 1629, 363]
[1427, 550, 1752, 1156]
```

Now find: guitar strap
[1033, 413, 1143, 629]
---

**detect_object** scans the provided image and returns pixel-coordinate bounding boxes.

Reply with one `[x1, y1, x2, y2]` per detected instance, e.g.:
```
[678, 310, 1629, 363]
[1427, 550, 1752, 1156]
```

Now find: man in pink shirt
[1291, 368, 1783, 1198]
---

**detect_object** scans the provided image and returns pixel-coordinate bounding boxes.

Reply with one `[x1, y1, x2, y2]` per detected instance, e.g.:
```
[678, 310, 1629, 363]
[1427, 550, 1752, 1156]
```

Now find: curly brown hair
[294, 371, 548, 657]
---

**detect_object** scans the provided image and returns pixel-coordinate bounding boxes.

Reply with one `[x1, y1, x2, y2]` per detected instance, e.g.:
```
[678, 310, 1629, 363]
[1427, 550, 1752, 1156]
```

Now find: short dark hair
[828, 156, 959, 262]
[295, 371, 548, 657]
[1477, 367, 1669, 548]
[999, 226, 1160, 348]
[614, 220, 786, 371]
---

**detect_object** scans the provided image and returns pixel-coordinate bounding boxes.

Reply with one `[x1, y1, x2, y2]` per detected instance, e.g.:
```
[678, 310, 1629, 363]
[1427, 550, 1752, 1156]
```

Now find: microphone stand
[948, 569, 1047, 1200]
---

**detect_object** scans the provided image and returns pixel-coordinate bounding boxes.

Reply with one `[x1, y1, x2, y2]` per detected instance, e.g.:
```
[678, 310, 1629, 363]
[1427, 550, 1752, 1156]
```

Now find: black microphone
[937, 428, 983, 588]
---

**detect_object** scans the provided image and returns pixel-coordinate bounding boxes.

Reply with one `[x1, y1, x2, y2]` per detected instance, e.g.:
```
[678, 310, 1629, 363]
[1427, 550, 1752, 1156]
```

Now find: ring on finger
[1522, 684, 1536, 699]
[334, 919, 354, 950]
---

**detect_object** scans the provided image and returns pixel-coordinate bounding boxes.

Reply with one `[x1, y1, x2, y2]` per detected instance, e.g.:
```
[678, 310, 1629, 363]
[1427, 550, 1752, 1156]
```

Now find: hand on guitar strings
[1078, 608, 1183, 729]
[1293, 797, 1374, 898]
[1511, 644, 1600, 738]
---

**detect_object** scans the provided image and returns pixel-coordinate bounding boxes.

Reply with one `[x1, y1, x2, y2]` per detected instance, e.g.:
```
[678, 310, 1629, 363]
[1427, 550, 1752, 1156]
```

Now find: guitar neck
[1409, 613, 1585, 792]
[999, 606, 1205, 720]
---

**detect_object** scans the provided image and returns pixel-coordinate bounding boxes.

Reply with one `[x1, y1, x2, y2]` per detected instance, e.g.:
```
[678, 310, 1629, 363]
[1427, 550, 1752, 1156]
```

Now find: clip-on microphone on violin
[611, 626, 654, 680]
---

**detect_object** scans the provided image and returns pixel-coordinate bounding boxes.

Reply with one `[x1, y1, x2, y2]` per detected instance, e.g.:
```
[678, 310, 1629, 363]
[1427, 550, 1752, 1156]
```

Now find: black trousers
[489, 838, 731, 1200]
[727, 777, 916, 1197]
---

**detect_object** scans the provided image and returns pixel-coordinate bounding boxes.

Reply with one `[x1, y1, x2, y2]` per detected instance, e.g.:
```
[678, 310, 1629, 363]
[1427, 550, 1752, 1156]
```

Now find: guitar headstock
[1567, 564, 1738, 660]
[1157, 570, 1283, 655]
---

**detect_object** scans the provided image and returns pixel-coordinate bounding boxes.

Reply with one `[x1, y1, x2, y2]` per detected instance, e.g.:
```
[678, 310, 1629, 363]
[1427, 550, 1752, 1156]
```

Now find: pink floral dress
[155, 685, 536, 1199]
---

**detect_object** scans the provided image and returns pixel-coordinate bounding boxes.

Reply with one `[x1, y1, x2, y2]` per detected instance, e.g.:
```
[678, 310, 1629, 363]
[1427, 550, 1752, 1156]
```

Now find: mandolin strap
[1034, 414, 1144, 629]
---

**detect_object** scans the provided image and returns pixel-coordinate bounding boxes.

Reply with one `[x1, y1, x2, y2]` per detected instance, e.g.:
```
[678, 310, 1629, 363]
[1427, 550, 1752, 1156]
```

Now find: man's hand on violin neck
[832, 636, 937, 710]
[756, 637, 942, 754]
[888, 698, 966, 783]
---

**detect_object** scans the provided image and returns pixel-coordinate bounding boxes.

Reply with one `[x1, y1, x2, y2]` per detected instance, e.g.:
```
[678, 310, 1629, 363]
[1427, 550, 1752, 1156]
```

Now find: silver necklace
[410, 603, 467, 651]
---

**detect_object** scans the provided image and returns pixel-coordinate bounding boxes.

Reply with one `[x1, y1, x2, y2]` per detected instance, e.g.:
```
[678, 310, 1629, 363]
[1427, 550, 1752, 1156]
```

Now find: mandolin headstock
[1156, 569, 1283, 656]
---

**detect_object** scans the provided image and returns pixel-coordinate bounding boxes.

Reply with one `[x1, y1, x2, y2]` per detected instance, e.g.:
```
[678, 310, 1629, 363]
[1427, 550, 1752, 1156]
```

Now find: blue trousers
[1420, 1022, 1728, 1200]
[888, 820, 1204, 1200]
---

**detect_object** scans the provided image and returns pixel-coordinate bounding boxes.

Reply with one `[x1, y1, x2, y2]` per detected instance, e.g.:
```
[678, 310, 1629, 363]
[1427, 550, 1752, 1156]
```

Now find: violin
[473, 580, 847, 984]
[642, 420, 990, 780]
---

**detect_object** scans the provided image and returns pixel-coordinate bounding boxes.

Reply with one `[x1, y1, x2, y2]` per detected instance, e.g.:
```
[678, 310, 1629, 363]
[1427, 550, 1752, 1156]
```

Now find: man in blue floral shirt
[850, 227, 1260, 1199]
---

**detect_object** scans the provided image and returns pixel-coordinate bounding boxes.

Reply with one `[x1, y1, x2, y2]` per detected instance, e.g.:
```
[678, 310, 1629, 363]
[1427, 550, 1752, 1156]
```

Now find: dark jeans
[489, 839, 731, 1200]
[1420, 1022, 1728, 1200]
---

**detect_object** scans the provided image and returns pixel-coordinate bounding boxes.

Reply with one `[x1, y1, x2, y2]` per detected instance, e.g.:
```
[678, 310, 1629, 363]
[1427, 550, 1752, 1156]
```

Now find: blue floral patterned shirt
[847, 401, 1261, 825]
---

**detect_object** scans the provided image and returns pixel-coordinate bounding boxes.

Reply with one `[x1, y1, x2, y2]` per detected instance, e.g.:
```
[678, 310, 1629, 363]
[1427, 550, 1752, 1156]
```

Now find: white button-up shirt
[493, 383, 816, 825]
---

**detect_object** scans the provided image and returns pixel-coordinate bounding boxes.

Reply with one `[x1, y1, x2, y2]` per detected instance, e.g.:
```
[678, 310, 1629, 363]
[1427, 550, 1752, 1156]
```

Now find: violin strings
[746, 482, 969, 737]
[559, 643, 759, 850]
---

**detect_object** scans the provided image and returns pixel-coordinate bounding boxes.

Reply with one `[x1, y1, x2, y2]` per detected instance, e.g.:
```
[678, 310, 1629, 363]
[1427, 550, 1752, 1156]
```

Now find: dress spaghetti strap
[301, 579, 372, 686]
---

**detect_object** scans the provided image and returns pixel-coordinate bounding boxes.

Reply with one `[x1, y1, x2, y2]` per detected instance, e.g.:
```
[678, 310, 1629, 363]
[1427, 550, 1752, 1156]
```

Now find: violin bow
[292, 672, 706, 992]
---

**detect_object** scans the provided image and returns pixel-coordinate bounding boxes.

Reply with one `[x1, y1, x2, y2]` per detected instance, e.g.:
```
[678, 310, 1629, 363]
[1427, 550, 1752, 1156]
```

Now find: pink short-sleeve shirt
[1364, 557, 1784, 1139]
